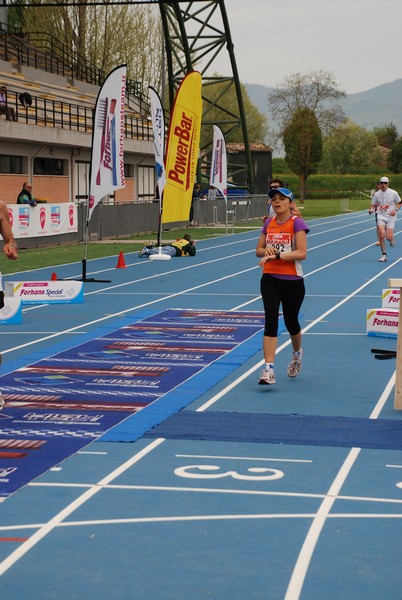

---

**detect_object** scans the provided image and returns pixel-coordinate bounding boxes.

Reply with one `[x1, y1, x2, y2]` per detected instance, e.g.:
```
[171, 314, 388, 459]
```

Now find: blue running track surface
[1, 213, 402, 600]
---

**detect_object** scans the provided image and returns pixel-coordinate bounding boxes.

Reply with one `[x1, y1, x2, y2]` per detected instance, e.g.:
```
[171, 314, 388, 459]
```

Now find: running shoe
[287, 349, 303, 378]
[378, 255, 387, 262]
[390, 238, 396, 247]
[139, 247, 149, 258]
[258, 367, 276, 385]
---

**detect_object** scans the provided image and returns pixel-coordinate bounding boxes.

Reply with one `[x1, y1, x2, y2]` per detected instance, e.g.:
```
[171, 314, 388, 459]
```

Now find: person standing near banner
[190, 183, 201, 226]
[256, 187, 308, 386]
[17, 181, 37, 206]
[0, 199, 18, 409]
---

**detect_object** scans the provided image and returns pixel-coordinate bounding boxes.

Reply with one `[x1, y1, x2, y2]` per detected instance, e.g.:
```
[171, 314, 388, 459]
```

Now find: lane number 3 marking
[174, 464, 284, 481]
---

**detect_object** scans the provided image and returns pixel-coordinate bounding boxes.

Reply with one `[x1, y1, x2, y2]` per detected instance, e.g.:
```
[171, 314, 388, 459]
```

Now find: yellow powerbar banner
[162, 71, 202, 224]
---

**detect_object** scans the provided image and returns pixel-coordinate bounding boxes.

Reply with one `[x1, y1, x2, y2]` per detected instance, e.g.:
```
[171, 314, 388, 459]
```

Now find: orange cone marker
[116, 251, 126, 268]
[51, 272, 58, 281]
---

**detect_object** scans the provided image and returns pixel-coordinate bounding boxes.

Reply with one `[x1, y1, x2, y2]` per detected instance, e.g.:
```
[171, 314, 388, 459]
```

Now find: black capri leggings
[260, 274, 305, 337]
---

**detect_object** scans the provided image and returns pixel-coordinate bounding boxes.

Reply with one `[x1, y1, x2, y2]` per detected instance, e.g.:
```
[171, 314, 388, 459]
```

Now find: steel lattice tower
[1, 0, 255, 190]
[159, 1, 254, 190]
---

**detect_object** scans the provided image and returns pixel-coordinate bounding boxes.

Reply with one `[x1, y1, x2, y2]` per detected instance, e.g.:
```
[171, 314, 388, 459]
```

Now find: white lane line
[282, 362, 397, 599]
[369, 372, 395, 420]
[193, 266, 400, 599]
[0, 437, 165, 576]
[0, 259, 258, 357]
[0, 214, 394, 578]
[1, 218, 377, 349]
[3, 511, 402, 536]
[197, 259, 400, 411]
[284, 447, 361, 600]
[175, 454, 312, 463]
[57, 512, 402, 527]
[0, 331, 87, 335]
[81, 223, 375, 283]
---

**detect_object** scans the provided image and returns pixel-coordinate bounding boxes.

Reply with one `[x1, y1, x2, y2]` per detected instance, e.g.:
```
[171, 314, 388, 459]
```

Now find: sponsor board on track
[0, 298, 22, 324]
[382, 288, 400, 309]
[366, 308, 399, 338]
[5, 281, 84, 304]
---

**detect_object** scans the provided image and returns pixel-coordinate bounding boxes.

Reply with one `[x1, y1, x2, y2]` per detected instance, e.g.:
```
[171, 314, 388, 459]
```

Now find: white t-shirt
[371, 187, 401, 216]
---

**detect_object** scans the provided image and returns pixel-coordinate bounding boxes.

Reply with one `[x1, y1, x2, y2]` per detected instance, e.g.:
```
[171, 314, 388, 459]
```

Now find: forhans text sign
[6, 281, 84, 304]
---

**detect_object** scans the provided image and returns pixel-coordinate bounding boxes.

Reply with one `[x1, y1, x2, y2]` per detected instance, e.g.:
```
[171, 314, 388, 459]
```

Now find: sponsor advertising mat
[0, 309, 265, 498]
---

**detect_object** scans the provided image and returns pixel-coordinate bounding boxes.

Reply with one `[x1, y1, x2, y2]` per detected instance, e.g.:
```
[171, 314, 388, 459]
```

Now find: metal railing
[0, 24, 151, 113]
[0, 26, 73, 80]
[2, 88, 153, 140]
[15, 195, 267, 249]
[26, 31, 103, 87]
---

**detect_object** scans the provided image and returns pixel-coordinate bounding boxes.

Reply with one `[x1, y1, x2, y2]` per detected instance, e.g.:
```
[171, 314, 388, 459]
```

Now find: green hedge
[274, 174, 402, 198]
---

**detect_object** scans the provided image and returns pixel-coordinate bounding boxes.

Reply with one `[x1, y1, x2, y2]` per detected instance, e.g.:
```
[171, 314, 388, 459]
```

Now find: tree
[269, 70, 346, 136]
[201, 77, 269, 148]
[372, 123, 399, 148]
[283, 108, 322, 202]
[320, 120, 384, 174]
[388, 138, 402, 173]
[9, 2, 164, 94]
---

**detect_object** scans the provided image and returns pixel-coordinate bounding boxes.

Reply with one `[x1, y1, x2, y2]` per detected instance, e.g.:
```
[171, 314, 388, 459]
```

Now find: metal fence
[16, 195, 267, 249]
[3, 89, 153, 140]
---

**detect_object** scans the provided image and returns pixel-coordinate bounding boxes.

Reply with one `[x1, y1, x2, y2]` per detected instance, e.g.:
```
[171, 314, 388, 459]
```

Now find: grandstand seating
[0, 25, 152, 139]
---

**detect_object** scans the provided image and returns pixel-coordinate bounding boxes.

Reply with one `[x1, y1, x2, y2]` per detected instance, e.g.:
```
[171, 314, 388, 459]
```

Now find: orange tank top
[263, 216, 304, 277]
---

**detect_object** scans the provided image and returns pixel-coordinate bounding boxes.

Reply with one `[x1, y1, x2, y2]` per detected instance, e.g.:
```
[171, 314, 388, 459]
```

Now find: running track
[0, 209, 402, 600]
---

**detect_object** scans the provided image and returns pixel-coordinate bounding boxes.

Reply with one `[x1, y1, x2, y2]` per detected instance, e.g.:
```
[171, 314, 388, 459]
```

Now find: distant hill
[245, 79, 402, 136]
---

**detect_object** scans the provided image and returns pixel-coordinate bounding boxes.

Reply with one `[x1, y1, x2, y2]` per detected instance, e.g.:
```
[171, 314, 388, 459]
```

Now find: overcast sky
[209, 0, 402, 94]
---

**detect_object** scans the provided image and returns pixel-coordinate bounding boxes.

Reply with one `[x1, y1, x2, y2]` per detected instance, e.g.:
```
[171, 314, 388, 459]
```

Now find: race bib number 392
[266, 232, 292, 253]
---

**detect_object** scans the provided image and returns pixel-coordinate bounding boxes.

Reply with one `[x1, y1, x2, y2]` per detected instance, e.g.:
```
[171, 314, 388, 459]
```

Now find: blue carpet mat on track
[144, 411, 402, 450]
[0, 309, 269, 497]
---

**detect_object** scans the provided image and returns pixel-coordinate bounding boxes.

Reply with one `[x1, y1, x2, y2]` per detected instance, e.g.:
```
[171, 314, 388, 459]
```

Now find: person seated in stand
[19, 92, 32, 108]
[0, 85, 17, 122]
[139, 234, 196, 258]
[17, 181, 37, 206]
[262, 178, 302, 220]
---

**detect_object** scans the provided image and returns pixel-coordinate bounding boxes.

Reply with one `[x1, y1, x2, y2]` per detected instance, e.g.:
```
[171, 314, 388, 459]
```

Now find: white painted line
[0, 437, 165, 576]
[56, 512, 402, 527]
[197, 258, 402, 411]
[284, 371, 397, 599]
[285, 447, 362, 600]
[175, 454, 312, 463]
[0, 256, 258, 358]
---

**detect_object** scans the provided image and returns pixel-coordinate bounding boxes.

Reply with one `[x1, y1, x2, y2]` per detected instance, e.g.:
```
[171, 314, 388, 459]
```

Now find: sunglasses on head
[269, 185, 280, 189]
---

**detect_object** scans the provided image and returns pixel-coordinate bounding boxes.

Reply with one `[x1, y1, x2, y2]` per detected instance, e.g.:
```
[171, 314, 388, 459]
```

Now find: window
[138, 165, 155, 200]
[124, 163, 134, 178]
[0, 155, 23, 173]
[33, 158, 65, 176]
